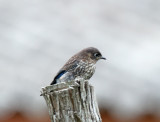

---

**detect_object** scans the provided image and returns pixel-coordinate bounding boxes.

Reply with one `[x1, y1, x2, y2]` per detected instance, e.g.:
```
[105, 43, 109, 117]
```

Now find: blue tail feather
[50, 70, 66, 85]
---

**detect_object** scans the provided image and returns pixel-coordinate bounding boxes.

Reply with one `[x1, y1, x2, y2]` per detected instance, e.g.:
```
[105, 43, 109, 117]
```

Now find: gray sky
[0, 0, 160, 119]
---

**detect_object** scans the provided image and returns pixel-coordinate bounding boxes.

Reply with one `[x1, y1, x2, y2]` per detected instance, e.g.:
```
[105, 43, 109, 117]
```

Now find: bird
[50, 47, 106, 85]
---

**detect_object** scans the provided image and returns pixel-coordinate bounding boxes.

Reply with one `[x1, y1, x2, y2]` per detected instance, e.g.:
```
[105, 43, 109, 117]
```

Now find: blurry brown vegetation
[0, 110, 159, 122]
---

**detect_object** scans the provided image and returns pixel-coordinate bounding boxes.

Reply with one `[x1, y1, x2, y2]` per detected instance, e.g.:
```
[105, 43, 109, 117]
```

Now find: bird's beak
[100, 57, 106, 60]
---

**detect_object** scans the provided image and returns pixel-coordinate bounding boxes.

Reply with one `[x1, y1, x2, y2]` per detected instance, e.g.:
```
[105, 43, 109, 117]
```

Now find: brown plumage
[50, 47, 106, 85]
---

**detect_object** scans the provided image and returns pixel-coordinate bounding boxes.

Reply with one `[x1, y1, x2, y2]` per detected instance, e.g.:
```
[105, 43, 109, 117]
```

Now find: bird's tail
[50, 79, 56, 85]
[50, 70, 66, 85]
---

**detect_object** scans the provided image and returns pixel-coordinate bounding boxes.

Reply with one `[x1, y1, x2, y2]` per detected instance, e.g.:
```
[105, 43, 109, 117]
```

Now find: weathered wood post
[41, 80, 102, 122]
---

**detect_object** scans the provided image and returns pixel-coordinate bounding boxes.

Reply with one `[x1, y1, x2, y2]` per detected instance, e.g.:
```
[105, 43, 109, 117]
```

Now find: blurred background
[0, 0, 160, 122]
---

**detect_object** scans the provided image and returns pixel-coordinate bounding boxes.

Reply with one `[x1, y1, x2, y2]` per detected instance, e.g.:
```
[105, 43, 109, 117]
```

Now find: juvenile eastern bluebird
[50, 47, 106, 85]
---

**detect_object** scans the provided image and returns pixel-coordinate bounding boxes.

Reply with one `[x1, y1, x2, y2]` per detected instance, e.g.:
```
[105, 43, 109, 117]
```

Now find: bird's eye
[94, 53, 101, 57]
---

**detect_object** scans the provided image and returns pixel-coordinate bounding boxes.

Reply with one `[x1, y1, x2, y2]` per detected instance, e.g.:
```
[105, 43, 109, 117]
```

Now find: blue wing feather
[50, 70, 66, 85]
[50, 60, 79, 85]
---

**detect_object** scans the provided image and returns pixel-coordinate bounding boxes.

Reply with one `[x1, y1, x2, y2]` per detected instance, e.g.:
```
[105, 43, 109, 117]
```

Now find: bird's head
[79, 47, 106, 63]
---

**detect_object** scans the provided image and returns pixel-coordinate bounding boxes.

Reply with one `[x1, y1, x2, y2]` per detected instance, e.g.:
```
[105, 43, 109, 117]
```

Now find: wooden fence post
[41, 80, 102, 122]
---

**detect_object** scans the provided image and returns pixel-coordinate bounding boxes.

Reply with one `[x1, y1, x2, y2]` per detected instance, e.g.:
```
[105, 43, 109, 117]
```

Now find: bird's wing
[62, 60, 79, 72]
[50, 70, 66, 85]
[50, 60, 79, 85]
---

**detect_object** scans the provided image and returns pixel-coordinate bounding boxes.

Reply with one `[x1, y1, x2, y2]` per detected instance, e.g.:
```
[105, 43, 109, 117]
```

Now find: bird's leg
[75, 76, 85, 85]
